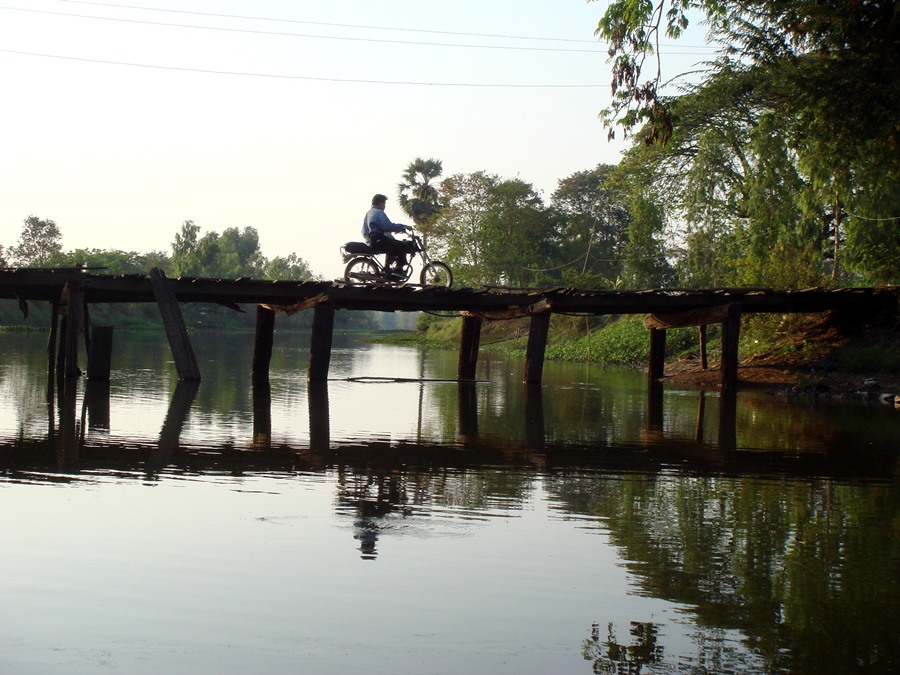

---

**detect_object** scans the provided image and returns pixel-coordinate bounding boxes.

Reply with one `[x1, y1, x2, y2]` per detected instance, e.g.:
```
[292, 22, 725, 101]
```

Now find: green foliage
[550, 164, 630, 285]
[11, 216, 64, 267]
[593, 0, 900, 285]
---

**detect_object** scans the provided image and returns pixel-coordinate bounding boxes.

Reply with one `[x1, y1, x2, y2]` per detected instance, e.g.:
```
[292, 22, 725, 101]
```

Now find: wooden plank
[308, 301, 335, 382]
[523, 311, 551, 385]
[648, 327, 666, 380]
[457, 315, 482, 380]
[253, 305, 276, 380]
[149, 267, 201, 381]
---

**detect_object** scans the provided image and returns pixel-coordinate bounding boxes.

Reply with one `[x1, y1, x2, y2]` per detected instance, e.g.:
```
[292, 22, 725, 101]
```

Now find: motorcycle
[341, 228, 453, 288]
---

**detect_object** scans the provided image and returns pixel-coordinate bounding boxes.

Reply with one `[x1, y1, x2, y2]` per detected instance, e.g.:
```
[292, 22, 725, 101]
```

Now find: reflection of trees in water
[550, 473, 900, 673]
[582, 621, 664, 674]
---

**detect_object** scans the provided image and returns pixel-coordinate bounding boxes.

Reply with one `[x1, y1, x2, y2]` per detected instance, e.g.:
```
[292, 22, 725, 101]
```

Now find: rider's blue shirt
[362, 207, 405, 240]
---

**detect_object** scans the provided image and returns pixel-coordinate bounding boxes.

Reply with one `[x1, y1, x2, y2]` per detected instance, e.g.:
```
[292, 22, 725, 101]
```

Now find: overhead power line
[59, 0, 602, 45]
[0, 47, 606, 87]
[2, 5, 608, 54]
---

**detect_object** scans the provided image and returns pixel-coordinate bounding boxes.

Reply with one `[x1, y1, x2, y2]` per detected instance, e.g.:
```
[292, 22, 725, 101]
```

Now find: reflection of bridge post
[252, 378, 272, 448]
[308, 379, 330, 452]
[457, 381, 478, 442]
[524, 385, 545, 449]
[647, 380, 664, 432]
[84, 380, 111, 430]
[55, 375, 80, 470]
[149, 381, 200, 474]
[718, 388, 737, 452]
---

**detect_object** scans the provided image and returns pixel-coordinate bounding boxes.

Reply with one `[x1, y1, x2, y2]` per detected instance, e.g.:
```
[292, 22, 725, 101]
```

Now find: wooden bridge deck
[1, 268, 896, 387]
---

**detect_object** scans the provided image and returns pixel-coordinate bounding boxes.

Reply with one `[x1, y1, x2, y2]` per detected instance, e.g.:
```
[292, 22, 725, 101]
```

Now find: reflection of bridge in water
[2, 267, 897, 387]
[6, 378, 895, 487]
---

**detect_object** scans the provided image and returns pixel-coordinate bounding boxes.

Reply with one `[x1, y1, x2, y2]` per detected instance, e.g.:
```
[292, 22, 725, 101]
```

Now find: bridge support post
[720, 304, 741, 388]
[87, 325, 114, 380]
[458, 314, 482, 380]
[253, 305, 276, 381]
[61, 279, 85, 378]
[308, 301, 335, 382]
[523, 311, 551, 385]
[149, 267, 201, 381]
[648, 327, 667, 380]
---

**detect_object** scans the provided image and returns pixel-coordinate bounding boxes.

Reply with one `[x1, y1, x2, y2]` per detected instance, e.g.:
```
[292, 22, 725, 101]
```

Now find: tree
[217, 226, 265, 278]
[397, 157, 444, 232]
[171, 220, 202, 276]
[429, 171, 556, 287]
[12, 216, 63, 266]
[593, 1, 900, 285]
[551, 165, 630, 286]
[265, 253, 314, 281]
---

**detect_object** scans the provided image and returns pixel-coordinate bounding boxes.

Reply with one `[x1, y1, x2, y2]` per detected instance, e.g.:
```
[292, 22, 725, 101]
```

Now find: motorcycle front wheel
[344, 257, 380, 285]
[420, 261, 453, 288]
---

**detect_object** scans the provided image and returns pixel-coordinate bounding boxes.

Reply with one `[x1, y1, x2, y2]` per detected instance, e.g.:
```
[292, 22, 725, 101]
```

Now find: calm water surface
[1, 330, 898, 674]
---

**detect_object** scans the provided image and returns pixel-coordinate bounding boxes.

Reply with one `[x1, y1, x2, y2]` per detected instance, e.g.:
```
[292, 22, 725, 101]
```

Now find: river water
[1, 329, 898, 674]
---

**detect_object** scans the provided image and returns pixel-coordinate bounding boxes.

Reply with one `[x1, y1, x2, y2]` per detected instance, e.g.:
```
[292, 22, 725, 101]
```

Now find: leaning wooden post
[149, 267, 201, 381]
[720, 303, 741, 388]
[458, 314, 482, 380]
[253, 305, 276, 381]
[523, 310, 551, 385]
[308, 300, 335, 382]
[648, 327, 667, 380]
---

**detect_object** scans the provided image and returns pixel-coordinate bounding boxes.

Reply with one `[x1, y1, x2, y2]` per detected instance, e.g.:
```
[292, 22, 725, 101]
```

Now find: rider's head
[371, 193, 388, 208]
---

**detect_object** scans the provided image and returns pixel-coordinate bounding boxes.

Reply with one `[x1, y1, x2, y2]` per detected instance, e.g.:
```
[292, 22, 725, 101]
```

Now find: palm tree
[397, 158, 443, 232]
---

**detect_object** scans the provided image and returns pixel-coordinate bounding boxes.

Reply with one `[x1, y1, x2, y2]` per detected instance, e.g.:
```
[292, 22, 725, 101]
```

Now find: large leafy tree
[429, 171, 556, 287]
[397, 157, 444, 231]
[12, 215, 64, 267]
[265, 253, 314, 281]
[594, 0, 900, 285]
[551, 164, 630, 286]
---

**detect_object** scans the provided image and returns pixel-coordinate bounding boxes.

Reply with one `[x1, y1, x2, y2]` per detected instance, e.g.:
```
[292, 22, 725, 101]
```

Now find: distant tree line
[1, 216, 315, 282]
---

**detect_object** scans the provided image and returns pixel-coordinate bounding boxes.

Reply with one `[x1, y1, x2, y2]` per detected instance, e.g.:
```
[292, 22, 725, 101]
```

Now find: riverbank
[409, 308, 900, 403]
[664, 311, 900, 402]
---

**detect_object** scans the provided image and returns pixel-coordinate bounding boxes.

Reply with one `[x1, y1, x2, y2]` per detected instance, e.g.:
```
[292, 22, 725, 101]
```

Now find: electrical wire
[0, 47, 605, 87]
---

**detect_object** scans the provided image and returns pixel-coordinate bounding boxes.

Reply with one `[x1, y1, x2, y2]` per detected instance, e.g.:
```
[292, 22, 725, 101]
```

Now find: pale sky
[0, 0, 712, 278]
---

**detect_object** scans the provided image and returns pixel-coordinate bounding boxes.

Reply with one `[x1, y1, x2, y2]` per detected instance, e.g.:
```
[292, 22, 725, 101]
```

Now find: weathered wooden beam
[308, 379, 330, 452]
[62, 279, 84, 378]
[648, 327, 667, 380]
[253, 305, 276, 380]
[523, 311, 551, 385]
[149, 267, 201, 381]
[644, 304, 733, 329]
[457, 315, 482, 380]
[308, 300, 335, 382]
[720, 304, 741, 388]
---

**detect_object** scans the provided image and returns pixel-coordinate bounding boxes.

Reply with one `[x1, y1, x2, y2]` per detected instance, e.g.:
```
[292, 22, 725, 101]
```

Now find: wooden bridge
[1, 267, 896, 388]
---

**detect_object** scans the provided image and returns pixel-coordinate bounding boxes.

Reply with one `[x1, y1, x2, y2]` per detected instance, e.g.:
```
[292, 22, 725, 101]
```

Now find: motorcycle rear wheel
[344, 258, 380, 285]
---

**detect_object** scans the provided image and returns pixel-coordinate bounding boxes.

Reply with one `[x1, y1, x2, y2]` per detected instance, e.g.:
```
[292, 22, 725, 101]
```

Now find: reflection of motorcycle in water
[341, 228, 453, 288]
